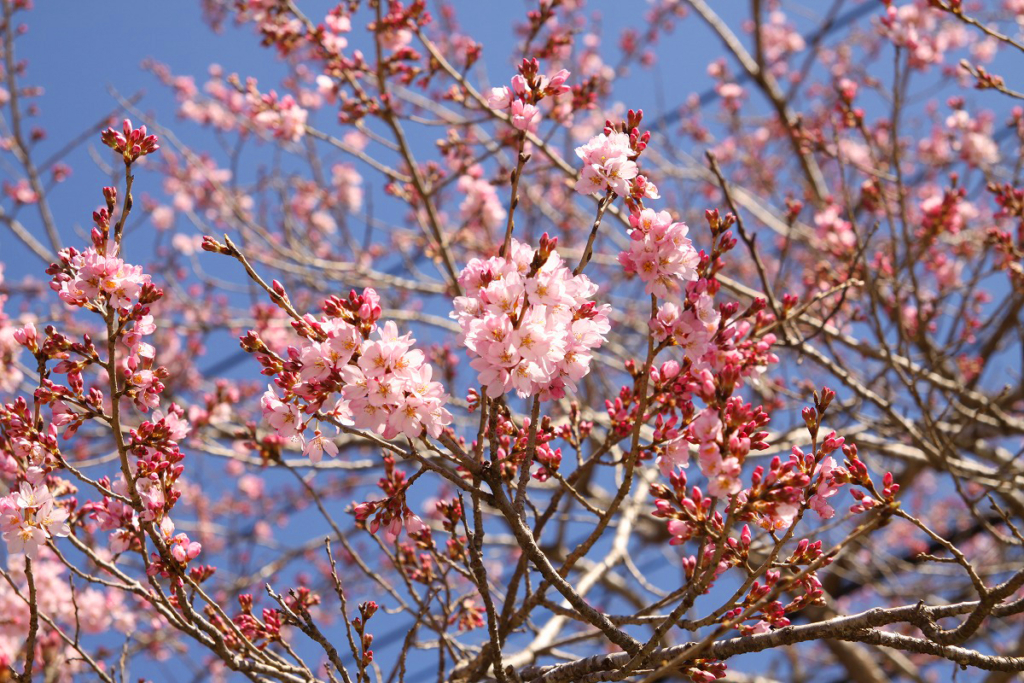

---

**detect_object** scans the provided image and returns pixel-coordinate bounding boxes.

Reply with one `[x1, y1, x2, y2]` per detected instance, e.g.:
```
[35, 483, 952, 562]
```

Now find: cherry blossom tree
[0, 1, 1023, 682]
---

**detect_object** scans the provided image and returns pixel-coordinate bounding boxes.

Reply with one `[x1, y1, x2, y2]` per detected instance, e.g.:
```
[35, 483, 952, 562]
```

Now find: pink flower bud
[171, 544, 187, 563]
[510, 74, 528, 96]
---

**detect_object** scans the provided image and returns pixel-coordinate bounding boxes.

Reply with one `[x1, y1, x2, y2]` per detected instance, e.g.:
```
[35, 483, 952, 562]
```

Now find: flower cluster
[249, 89, 309, 142]
[574, 130, 637, 196]
[751, 10, 806, 77]
[48, 234, 167, 412]
[877, 1, 970, 70]
[4, 179, 39, 204]
[335, 321, 451, 439]
[574, 110, 656, 199]
[649, 284, 721, 362]
[83, 475, 137, 555]
[451, 236, 610, 400]
[0, 482, 70, 560]
[487, 59, 570, 131]
[51, 246, 152, 312]
[253, 287, 452, 447]
[807, 455, 844, 520]
[688, 405, 750, 499]
[945, 107, 1000, 169]
[618, 208, 701, 298]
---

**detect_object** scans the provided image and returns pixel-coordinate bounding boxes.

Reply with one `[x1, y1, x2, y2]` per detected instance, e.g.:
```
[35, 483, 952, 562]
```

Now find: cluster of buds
[986, 183, 1024, 290]
[101, 118, 160, 164]
[396, 541, 437, 584]
[682, 659, 728, 683]
[729, 568, 826, 637]
[129, 405, 190, 518]
[715, 398, 771, 455]
[783, 573, 827, 614]
[1, 388, 67, 471]
[700, 209, 739, 280]
[834, 77, 864, 128]
[731, 570, 792, 634]
[849, 466, 901, 514]
[224, 587, 318, 649]
[450, 598, 486, 632]
[616, 110, 656, 211]
[233, 594, 283, 649]
[651, 470, 723, 547]
[82, 407, 193, 559]
[200, 234, 235, 256]
[605, 377, 647, 441]
[368, 2, 431, 84]
[960, 60, 1006, 93]
[321, 287, 383, 338]
[986, 227, 1024, 291]
[351, 455, 429, 540]
[433, 496, 468, 563]
[554, 400, 594, 449]
[746, 454, 813, 531]
[800, 387, 836, 444]
[146, 515, 202, 578]
[353, 600, 378, 669]
[989, 179, 1024, 220]
[480, 412, 562, 482]
[88, 186, 118, 247]
[919, 179, 972, 239]
[786, 538, 825, 566]
[657, 502, 780, 624]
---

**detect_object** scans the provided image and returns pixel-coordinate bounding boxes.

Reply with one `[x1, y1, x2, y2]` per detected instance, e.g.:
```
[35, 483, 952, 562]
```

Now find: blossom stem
[574, 191, 614, 276]
[20, 557, 37, 683]
[502, 132, 529, 257]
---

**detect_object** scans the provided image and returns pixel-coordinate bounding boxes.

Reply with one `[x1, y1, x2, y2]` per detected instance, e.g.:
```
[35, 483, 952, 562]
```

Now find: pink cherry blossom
[510, 99, 539, 131]
[302, 429, 340, 463]
[619, 209, 700, 298]
[452, 237, 610, 400]
[487, 86, 512, 109]
[574, 131, 637, 195]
